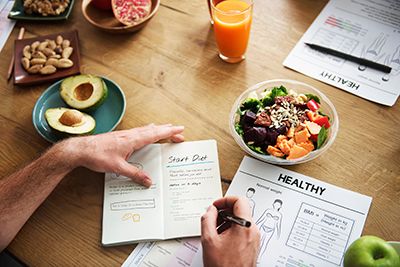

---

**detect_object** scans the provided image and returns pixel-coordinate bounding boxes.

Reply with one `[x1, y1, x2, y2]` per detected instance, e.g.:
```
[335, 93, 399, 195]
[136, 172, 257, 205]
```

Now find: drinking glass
[210, 0, 253, 63]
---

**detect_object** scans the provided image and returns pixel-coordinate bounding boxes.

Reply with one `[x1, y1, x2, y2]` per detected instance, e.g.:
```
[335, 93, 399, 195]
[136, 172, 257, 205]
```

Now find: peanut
[23, 45, 31, 59]
[27, 64, 43, 74]
[40, 65, 57, 75]
[21, 57, 30, 70]
[62, 47, 73, 59]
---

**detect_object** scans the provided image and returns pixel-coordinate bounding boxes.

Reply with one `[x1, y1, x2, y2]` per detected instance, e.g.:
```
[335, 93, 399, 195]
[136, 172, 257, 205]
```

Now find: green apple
[344, 236, 400, 267]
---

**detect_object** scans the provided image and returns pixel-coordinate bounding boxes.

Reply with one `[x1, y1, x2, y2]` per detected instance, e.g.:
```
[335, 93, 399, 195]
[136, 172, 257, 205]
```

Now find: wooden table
[0, 0, 399, 265]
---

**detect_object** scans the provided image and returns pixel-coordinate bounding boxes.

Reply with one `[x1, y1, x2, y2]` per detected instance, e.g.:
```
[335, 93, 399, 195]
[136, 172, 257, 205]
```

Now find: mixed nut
[21, 35, 74, 75]
[23, 0, 70, 16]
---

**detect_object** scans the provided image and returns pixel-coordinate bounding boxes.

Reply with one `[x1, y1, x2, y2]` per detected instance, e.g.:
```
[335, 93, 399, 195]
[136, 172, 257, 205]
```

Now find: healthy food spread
[23, 0, 70, 16]
[235, 85, 331, 160]
[21, 35, 73, 75]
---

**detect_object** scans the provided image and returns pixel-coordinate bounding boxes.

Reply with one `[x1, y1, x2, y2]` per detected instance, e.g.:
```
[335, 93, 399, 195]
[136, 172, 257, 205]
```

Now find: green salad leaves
[317, 126, 328, 149]
[262, 85, 288, 106]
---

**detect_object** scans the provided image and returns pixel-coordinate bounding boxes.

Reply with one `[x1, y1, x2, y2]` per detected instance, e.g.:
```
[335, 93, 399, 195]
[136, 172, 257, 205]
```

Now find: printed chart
[287, 203, 354, 265]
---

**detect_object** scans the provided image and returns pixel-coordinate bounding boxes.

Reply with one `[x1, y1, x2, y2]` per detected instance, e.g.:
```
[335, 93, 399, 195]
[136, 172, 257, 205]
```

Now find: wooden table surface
[0, 0, 399, 265]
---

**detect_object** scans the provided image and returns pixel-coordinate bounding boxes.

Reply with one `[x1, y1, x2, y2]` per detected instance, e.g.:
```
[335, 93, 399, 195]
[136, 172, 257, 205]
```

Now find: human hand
[201, 196, 260, 267]
[64, 124, 184, 187]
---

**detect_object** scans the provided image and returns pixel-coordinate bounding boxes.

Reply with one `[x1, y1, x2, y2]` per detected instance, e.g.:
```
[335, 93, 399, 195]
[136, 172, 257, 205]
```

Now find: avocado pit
[59, 109, 83, 126]
[74, 82, 94, 101]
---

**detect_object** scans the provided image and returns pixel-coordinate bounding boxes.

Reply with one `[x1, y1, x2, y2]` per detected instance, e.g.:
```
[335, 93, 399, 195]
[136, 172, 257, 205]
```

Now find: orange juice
[212, 0, 252, 63]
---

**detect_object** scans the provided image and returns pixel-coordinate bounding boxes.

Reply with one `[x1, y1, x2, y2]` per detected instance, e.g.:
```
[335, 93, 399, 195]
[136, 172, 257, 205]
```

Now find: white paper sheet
[124, 156, 372, 267]
[283, 0, 400, 106]
[0, 0, 16, 52]
[102, 140, 222, 246]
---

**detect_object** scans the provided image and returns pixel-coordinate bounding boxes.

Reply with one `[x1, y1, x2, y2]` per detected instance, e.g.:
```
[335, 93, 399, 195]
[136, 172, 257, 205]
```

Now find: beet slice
[243, 127, 267, 145]
[241, 110, 257, 125]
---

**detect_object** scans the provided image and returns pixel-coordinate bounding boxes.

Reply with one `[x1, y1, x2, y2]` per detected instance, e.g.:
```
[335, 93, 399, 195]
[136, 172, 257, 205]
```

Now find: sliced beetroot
[275, 125, 287, 135]
[241, 110, 257, 125]
[243, 127, 267, 145]
[265, 128, 279, 146]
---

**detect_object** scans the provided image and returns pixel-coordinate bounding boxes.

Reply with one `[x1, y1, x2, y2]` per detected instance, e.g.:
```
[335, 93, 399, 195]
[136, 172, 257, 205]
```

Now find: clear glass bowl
[229, 79, 339, 165]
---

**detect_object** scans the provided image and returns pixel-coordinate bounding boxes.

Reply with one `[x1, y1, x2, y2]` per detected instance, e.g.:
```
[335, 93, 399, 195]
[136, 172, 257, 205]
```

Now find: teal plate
[8, 0, 75, 21]
[32, 76, 126, 143]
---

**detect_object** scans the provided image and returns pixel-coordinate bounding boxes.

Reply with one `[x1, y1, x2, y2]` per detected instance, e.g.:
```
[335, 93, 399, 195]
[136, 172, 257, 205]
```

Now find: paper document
[284, 0, 400, 106]
[102, 140, 222, 246]
[0, 0, 15, 52]
[125, 156, 372, 267]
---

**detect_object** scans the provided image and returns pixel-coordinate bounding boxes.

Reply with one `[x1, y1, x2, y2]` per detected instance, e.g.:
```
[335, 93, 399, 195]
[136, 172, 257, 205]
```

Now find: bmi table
[0, 0, 399, 265]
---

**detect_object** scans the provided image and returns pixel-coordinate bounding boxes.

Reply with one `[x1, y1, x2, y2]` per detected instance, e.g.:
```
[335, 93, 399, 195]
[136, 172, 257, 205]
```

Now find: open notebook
[102, 140, 222, 246]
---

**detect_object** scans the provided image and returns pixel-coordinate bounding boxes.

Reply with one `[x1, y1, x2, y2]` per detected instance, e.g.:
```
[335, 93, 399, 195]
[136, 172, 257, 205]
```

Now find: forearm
[0, 139, 79, 251]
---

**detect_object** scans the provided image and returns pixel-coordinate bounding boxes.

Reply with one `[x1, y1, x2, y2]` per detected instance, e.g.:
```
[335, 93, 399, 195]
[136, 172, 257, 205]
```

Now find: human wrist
[49, 137, 84, 172]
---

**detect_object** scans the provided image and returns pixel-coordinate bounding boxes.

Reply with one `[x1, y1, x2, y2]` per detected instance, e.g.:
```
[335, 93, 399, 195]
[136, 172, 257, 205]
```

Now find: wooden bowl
[82, 0, 160, 33]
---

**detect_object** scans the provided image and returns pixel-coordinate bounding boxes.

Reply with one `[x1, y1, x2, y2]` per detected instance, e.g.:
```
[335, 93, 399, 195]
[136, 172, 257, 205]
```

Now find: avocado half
[45, 107, 96, 136]
[60, 74, 108, 111]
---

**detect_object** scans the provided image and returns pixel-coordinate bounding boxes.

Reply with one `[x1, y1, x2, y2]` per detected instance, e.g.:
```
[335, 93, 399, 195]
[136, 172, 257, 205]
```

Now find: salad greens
[262, 86, 288, 106]
[317, 126, 328, 149]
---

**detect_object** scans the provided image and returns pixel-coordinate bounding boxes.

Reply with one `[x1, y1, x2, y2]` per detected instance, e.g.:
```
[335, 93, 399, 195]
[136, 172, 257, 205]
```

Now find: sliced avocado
[45, 107, 96, 135]
[60, 74, 108, 111]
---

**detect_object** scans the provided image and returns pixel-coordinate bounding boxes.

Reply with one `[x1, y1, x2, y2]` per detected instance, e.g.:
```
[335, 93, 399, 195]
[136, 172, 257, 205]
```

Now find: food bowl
[82, 0, 160, 33]
[229, 79, 339, 165]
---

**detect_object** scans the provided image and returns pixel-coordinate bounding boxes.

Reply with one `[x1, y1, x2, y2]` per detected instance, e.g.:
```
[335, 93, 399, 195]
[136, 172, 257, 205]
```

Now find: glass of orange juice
[211, 0, 253, 63]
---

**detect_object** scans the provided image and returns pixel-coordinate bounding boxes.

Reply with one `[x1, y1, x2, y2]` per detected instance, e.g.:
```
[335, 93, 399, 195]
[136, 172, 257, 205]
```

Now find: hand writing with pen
[201, 196, 260, 267]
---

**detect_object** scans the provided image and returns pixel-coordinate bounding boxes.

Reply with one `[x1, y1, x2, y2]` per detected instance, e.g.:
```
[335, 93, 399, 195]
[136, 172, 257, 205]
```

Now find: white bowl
[229, 79, 339, 165]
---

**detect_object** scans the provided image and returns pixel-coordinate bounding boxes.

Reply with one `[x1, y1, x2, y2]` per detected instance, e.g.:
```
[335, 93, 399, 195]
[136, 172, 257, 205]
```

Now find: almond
[62, 47, 73, 59]
[62, 39, 70, 49]
[21, 57, 30, 70]
[23, 45, 31, 59]
[38, 41, 49, 51]
[57, 58, 73, 68]
[43, 48, 56, 57]
[56, 35, 63, 45]
[30, 58, 47, 65]
[27, 64, 43, 74]
[40, 65, 57, 75]
[31, 41, 40, 52]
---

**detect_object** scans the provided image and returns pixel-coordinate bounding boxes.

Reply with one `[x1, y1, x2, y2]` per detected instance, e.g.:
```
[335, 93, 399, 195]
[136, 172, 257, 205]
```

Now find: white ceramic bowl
[229, 79, 339, 165]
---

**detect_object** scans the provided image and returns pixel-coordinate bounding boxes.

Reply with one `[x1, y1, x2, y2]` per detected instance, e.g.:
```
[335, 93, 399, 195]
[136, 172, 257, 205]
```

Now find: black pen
[305, 42, 392, 74]
[218, 210, 251, 228]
